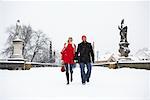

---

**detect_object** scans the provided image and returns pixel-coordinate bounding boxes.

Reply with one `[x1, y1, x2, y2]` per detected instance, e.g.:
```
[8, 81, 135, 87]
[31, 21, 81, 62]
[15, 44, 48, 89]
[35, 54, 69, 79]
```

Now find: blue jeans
[79, 63, 92, 83]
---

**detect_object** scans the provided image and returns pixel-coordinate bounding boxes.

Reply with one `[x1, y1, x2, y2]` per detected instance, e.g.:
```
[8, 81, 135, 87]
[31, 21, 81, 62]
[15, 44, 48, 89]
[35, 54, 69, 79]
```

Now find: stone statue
[16, 20, 21, 36]
[118, 19, 127, 42]
[118, 19, 130, 57]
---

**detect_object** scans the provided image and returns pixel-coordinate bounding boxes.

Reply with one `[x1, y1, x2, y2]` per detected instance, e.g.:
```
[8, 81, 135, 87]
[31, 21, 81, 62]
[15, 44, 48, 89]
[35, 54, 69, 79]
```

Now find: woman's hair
[68, 37, 73, 43]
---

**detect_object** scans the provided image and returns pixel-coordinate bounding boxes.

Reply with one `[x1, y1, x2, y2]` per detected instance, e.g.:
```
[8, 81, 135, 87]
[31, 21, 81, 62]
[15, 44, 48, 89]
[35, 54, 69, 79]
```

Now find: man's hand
[92, 58, 95, 63]
[92, 60, 94, 63]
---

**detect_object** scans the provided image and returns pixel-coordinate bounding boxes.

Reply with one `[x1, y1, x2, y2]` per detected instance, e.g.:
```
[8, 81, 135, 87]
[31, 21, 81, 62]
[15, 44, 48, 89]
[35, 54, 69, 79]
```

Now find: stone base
[118, 57, 132, 62]
[11, 54, 23, 59]
[119, 41, 130, 57]
[117, 57, 132, 68]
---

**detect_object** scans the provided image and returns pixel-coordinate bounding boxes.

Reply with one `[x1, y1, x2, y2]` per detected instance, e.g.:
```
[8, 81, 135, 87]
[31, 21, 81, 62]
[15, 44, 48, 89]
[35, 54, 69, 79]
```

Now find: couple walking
[61, 35, 94, 85]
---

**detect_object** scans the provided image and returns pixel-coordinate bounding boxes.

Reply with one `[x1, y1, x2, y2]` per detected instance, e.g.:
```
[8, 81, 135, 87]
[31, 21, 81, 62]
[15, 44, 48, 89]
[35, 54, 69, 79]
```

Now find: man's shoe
[82, 81, 86, 85]
[87, 79, 89, 82]
[67, 82, 69, 85]
[71, 78, 73, 82]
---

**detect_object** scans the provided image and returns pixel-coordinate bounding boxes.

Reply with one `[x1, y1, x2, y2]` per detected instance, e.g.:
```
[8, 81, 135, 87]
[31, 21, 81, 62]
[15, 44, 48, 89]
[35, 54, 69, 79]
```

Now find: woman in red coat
[61, 37, 76, 85]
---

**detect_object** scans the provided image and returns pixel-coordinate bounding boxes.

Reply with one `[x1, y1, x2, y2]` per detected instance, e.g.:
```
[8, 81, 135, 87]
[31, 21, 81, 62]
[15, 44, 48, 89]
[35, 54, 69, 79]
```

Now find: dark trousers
[65, 64, 73, 83]
[79, 63, 92, 83]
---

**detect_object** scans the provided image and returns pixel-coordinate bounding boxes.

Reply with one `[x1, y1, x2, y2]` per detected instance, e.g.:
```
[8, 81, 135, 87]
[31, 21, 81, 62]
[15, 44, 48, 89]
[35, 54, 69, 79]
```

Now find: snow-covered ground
[0, 66, 150, 100]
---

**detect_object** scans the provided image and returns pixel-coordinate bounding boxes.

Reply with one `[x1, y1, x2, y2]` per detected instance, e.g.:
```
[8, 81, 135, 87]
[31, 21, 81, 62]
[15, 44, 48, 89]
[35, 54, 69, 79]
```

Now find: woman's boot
[66, 72, 69, 84]
[71, 72, 73, 82]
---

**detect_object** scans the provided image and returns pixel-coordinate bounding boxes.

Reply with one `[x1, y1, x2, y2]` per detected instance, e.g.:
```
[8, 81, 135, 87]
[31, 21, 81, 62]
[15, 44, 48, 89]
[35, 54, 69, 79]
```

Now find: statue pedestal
[8, 36, 25, 70]
[11, 36, 24, 59]
[119, 42, 130, 57]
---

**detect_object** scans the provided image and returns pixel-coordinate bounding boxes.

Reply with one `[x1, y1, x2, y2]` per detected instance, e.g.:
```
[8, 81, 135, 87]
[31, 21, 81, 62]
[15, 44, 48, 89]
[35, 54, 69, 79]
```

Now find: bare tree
[1, 24, 51, 63]
[30, 30, 49, 62]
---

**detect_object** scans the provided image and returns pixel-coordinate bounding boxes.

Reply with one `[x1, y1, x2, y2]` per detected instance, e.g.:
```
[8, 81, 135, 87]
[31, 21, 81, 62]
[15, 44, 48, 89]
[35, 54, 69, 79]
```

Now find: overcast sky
[0, 1, 149, 57]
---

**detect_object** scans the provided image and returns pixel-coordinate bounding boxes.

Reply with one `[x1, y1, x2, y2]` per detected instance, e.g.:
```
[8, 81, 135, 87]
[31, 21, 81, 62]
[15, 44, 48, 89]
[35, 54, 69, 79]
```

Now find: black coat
[77, 42, 94, 63]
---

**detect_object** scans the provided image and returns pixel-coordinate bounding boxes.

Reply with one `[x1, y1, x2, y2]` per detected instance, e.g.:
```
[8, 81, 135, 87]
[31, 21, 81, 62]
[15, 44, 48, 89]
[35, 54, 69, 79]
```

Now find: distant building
[95, 53, 117, 63]
[135, 48, 150, 61]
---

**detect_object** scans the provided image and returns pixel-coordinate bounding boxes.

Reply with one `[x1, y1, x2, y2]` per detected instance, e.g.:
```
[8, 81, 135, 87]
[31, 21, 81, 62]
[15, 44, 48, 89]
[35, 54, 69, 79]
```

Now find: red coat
[61, 43, 76, 64]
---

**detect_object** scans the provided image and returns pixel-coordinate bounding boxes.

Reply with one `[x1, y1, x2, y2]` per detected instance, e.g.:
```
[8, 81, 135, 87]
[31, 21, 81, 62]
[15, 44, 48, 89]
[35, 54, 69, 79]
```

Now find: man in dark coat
[77, 35, 94, 85]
